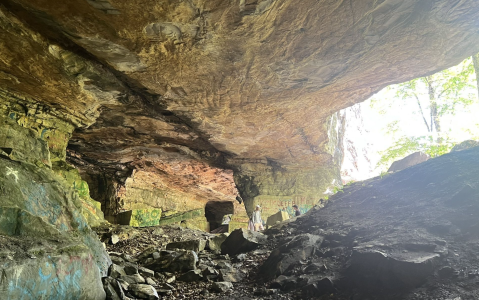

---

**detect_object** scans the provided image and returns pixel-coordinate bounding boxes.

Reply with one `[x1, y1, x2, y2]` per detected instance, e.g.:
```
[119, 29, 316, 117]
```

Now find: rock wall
[1, 0, 478, 230]
[234, 112, 346, 220]
[0, 118, 110, 298]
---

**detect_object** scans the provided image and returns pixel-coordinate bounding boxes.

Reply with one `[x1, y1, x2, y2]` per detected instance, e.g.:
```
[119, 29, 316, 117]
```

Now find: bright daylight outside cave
[1, 1, 479, 300]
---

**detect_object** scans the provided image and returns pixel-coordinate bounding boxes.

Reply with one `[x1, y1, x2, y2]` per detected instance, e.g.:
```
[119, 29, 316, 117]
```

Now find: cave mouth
[341, 55, 479, 184]
[205, 201, 234, 233]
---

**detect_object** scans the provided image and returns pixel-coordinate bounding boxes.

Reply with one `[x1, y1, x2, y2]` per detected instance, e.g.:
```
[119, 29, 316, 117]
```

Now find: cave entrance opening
[340, 55, 479, 184]
[205, 201, 234, 233]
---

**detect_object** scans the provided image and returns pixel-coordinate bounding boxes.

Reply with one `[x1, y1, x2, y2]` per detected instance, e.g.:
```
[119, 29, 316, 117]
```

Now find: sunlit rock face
[1, 0, 479, 224]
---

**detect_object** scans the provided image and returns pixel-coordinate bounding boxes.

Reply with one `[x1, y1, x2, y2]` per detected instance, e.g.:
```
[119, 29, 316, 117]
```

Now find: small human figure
[252, 205, 263, 231]
[293, 204, 301, 217]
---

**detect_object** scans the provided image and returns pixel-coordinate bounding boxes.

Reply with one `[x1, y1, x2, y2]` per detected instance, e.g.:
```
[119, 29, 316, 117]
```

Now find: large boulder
[221, 228, 267, 256]
[259, 234, 323, 281]
[266, 211, 290, 228]
[1, 235, 105, 300]
[451, 140, 479, 152]
[388, 152, 430, 172]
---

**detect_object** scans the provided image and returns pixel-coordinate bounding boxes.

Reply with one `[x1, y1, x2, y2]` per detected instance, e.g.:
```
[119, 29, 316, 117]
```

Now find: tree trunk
[426, 76, 442, 143]
[473, 53, 479, 99]
[413, 93, 431, 132]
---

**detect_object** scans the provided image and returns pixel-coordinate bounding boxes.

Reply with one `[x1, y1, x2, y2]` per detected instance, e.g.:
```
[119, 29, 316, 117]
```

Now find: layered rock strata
[1, 0, 478, 225]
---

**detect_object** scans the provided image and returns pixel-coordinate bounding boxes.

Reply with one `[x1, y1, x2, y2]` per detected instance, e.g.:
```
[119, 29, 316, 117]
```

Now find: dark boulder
[221, 228, 267, 256]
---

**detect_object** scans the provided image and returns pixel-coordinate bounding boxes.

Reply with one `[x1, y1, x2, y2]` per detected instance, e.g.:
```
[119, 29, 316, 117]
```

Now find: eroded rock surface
[1, 0, 479, 224]
[257, 146, 479, 299]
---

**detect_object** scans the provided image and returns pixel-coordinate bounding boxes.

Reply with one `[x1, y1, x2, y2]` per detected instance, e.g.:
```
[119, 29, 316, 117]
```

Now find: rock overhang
[1, 0, 479, 220]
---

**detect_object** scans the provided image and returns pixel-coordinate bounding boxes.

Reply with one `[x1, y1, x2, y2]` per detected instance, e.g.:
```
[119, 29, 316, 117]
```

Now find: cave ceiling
[1, 0, 479, 175]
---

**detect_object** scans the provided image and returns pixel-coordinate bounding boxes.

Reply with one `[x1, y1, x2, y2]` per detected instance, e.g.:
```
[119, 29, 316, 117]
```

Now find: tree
[473, 52, 479, 98]
[375, 57, 477, 169]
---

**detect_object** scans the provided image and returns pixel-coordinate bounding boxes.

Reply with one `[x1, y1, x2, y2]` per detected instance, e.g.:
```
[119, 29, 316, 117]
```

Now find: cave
[204, 201, 235, 233]
[1, 0, 479, 299]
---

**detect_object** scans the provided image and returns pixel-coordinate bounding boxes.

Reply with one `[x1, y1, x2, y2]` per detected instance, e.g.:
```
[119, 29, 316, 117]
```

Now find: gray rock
[215, 261, 233, 271]
[259, 234, 323, 280]
[137, 247, 159, 262]
[124, 262, 139, 275]
[110, 256, 125, 265]
[111, 234, 120, 245]
[211, 281, 233, 292]
[219, 268, 244, 282]
[221, 229, 267, 256]
[121, 253, 135, 263]
[166, 239, 206, 252]
[109, 264, 127, 278]
[388, 152, 430, 172]
[138, 266, 155, 278]
[208, 233, 230, 251]
[152, 227, 164, 235]
[154, 272, 166, 281]
[236, 253, 247, 261]
[121, 274, 146, 284]
[103, 277, 121, 300]
[451, 140, 479, 152]
[178, 269, 203, 282]
[348, 248, 440, 290]
[270, 275, 298, 291]
[157, 289, 173, 296]
[301, 278, 335, 298]
[202, 266, 218, 276]
[146, 277, 157, 286]
[129, 284, 159, 300]
[438, 266, 455, 278]
[165, 275, 176, 284]
[161, 282, 176, 291]
[117, 278, 130, 292]
[144, 249, 198, 273]
[254, 287, 278, 296]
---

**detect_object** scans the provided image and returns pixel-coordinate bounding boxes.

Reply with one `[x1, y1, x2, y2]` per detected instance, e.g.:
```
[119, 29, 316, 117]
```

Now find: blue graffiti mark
[40, 128, 48, 139]
[21, 185, 62, 226]
[6, 259, 86, 300]
[38, 263, 52, 281]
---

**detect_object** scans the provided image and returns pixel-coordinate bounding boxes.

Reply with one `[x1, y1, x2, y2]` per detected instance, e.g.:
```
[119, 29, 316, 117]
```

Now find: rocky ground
[95, 146, 479, 300]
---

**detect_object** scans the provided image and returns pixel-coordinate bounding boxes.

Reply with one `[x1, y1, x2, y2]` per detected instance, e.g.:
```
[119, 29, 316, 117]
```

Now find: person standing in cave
[252, 205, 264, 231]
[293, 204, 301, 217]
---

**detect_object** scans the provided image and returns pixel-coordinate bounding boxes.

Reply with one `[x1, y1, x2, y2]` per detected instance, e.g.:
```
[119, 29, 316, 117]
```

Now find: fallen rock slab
[221, 228, 267, 256]
[388, 151, 430, 172]
[129, 284, 159, 300]
[259, 233, 323, 281]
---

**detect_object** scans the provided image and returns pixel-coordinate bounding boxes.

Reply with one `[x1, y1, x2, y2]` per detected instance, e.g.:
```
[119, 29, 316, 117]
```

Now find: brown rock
[388, 152, 430, 172]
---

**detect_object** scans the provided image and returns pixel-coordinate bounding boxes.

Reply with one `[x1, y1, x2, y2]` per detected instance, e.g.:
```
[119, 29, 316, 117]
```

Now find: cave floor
[95, 147, 479, 300]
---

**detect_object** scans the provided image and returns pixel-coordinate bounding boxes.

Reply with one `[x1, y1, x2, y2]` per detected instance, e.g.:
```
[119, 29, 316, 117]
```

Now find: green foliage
[373, 56, 477, 169]
[332, 186, 344, 194]
[377, 136, 454, 169]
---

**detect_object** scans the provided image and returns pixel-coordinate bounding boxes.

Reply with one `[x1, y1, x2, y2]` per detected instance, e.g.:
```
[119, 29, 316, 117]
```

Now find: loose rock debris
[95, 147, 479, 300]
